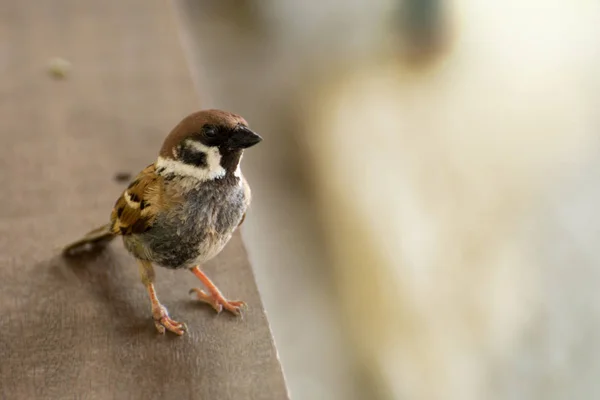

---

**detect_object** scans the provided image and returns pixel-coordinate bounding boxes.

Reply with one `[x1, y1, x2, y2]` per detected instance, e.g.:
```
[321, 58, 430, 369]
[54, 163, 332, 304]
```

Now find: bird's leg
[189, 266, 246, 315]
[138, 260, 186, 335]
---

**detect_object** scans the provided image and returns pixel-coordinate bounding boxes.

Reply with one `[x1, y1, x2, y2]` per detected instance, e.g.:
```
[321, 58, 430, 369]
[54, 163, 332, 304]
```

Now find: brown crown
[159, 109, 248, 158]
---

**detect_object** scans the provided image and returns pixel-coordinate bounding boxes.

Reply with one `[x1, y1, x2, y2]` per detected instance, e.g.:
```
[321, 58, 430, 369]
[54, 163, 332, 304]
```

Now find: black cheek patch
[179, 145, 208, 168]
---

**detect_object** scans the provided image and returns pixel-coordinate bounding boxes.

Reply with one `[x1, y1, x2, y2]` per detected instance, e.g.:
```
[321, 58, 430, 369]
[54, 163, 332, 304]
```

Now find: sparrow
[62, 109, 262, 335]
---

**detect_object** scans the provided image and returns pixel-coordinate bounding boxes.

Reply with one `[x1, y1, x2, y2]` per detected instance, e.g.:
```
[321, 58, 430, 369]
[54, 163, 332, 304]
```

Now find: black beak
[229, 125, 263, 149]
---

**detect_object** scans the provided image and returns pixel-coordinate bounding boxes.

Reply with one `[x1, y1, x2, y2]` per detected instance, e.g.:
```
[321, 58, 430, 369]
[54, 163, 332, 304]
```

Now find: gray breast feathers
[123, 177, 249, 269]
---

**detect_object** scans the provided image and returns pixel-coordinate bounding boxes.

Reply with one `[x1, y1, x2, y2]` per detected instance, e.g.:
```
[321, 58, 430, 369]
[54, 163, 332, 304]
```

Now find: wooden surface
[0, 1, 288, 399]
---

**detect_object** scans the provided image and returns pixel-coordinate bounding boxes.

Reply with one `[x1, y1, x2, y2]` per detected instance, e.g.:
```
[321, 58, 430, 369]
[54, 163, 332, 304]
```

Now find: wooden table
[0, 1, 288, 399]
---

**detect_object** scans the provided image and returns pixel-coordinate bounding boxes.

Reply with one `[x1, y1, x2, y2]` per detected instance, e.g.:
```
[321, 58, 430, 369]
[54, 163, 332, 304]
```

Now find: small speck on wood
[47, 57, 72, 79]
[114, 171, 132, 183]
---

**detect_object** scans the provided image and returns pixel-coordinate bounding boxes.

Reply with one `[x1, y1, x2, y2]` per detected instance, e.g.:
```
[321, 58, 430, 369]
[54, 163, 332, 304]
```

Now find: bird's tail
[62, 224, 116, 255]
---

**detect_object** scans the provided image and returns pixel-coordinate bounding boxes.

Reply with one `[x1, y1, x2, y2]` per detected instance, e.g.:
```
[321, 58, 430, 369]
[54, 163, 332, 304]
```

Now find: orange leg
[138, 260, 186, 335]
[189, 266, 246, 315]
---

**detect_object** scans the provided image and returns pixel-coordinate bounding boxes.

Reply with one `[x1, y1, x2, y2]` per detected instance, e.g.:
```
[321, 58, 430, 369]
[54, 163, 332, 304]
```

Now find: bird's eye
[204, 126, 217, 138]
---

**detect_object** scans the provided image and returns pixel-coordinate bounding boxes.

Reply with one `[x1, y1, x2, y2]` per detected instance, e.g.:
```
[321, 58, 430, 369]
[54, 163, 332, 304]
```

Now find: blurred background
[3, 0, 600, 398]
[172, 0, 600, 399]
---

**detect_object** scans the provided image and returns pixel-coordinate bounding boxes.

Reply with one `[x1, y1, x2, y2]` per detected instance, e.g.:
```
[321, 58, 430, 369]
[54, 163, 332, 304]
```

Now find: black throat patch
[219, 149, 243, 175]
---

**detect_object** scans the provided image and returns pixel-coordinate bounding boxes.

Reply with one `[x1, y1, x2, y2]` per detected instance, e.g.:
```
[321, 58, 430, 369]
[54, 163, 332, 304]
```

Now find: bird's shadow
[46, 244, 154, 336]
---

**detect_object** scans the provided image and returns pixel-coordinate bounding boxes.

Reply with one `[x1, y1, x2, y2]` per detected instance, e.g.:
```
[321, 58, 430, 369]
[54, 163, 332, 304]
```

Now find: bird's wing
[110, 163, 166, 235]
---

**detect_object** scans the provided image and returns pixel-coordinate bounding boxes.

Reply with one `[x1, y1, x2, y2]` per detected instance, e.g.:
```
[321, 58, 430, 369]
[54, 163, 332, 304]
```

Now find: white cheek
[205, 147, 224, 174]
[185, 141, 224, 175]
[234, 153, 243, 186]
[155, 156, 226, 181]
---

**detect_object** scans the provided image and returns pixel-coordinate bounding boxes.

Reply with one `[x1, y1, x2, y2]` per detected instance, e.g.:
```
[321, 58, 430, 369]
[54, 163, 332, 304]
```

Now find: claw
[189, 267, 247, 317]
[152, 305, 187, 335]
[189, 287, 246, 316]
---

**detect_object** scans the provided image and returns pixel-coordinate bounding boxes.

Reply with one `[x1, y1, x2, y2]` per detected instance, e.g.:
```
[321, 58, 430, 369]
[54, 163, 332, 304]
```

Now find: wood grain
[0, 0, 288, 399]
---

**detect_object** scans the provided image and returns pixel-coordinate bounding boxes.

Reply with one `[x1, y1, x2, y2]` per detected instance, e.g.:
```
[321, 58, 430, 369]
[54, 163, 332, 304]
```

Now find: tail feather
[62, 224, 116, 255]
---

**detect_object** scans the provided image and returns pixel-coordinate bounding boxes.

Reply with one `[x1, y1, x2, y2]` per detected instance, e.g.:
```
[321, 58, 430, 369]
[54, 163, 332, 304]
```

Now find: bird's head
[156, 109, 262, 181]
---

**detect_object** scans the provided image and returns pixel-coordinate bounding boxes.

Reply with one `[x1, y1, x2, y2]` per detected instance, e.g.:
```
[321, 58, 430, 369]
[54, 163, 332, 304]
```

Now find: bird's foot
[152, 304, 187, 335]
[189, 288, 246, 316]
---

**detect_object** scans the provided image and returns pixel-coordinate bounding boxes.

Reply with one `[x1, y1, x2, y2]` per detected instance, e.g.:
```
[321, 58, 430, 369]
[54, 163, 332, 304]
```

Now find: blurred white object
[299, 1, 600, 399]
